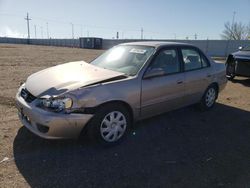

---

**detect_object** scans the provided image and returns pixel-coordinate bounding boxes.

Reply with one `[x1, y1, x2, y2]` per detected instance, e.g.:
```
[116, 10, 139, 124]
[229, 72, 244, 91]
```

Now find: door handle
[177, 81, 183, 84]
[207, 74, 211, 78]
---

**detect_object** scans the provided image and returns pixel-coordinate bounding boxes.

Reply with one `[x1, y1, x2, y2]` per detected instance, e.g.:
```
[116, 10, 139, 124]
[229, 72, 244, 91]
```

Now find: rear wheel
[86, 103, 131, 145]
[199, 85, 218, 110]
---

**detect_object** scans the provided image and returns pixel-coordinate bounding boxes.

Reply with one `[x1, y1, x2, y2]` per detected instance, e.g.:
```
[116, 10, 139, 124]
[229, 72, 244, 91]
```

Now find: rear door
[180, 47, 213, 105]
[140, 47, 185, 118]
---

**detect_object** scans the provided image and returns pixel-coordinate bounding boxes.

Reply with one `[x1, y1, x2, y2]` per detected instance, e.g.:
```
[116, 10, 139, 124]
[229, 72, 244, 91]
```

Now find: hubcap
[100, 111, 127, 142]
[205, 88, 216, 107]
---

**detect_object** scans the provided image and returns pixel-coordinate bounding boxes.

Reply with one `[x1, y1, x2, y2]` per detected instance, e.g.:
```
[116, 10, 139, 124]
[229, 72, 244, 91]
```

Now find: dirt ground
[0, 44, 249, 188]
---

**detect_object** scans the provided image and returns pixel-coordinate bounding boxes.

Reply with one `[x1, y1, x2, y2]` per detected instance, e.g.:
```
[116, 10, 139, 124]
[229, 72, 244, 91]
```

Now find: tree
[221, 21, 250, 40]
[248, 23, 250, 40]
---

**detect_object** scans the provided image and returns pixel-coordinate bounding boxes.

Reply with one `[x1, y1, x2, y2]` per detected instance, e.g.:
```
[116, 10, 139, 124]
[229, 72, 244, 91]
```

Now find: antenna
[24, 13, 31, 39]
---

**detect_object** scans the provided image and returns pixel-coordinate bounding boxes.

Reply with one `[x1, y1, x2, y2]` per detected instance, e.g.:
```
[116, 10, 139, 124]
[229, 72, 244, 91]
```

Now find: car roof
[120, 41, 195, 48]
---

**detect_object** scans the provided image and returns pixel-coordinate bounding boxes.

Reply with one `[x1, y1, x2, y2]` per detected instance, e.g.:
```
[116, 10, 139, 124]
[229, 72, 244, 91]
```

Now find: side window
[150, 49, 180, 74]
[201, 54, 209, 68]
[181, 49, 202, 71]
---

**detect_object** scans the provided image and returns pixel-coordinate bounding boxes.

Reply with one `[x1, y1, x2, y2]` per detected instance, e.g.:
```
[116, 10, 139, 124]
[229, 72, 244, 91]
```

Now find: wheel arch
[96, 100, 134, 122]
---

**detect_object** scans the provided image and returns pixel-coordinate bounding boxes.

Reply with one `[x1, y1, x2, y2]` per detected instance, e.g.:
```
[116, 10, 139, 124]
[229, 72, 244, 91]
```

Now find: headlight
[41, 97, 73, 112]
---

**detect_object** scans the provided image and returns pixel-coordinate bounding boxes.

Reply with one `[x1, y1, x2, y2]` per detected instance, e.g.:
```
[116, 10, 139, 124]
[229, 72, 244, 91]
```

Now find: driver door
[140, 48, 185, 118]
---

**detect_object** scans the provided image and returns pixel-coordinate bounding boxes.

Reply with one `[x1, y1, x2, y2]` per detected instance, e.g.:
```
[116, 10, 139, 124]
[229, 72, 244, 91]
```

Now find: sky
[0, 0, 249, 39]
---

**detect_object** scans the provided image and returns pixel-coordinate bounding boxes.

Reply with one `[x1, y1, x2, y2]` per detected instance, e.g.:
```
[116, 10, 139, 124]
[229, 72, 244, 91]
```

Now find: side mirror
[143, 68, 165, 79]
[238, 46, 243, 51]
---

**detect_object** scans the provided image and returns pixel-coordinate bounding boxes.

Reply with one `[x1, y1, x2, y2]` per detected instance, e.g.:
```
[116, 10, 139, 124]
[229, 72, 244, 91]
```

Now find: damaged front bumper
[15, 92, 93, 139]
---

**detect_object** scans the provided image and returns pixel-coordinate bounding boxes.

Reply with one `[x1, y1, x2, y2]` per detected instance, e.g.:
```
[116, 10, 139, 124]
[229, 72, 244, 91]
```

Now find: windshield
[242, 46, 250, 51]
[91, 45, 155, 76]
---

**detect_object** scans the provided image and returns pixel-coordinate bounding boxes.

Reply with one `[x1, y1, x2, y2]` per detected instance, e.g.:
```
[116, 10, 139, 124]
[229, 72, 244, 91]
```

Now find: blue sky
[0, 0, 249, 39]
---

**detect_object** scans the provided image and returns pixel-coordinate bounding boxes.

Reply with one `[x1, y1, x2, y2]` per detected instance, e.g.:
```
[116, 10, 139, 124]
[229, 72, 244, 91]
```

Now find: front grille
[20, 88, 36, 103]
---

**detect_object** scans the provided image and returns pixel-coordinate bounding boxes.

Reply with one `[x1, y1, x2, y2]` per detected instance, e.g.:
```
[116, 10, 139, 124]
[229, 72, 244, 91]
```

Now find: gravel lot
[0, 44, 250, 188]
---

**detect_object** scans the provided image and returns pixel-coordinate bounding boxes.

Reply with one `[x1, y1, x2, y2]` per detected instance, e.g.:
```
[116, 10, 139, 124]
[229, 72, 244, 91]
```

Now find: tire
[199, 85, 218, 111]
[226, 62, 236, 80]
[86, 103, 131, 145]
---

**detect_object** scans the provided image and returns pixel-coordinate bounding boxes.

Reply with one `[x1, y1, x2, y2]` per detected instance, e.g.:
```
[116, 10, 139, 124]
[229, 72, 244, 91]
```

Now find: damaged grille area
[20, 88, 36, 103]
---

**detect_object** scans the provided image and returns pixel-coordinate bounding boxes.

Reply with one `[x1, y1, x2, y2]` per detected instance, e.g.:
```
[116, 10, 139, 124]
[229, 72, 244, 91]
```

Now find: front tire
[86, 104, 131, 145]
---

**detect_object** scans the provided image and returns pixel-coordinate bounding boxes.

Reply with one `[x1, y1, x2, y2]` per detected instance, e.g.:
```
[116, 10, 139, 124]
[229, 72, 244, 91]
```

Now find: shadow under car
[14, 103, 250, 188]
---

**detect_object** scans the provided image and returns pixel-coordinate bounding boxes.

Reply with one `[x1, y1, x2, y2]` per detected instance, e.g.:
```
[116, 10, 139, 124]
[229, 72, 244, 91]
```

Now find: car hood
[232, 50, 250, 60]
[25, 61, 125, 97]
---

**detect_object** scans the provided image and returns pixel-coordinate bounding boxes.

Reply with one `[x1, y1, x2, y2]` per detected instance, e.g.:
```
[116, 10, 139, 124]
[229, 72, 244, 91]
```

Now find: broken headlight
[41, 97, 73, 112]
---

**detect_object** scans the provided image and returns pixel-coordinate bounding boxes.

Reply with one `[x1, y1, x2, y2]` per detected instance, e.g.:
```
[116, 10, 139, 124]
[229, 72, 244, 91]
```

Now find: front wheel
[86, 104, 131, 145]
[199, 85, 218, 111]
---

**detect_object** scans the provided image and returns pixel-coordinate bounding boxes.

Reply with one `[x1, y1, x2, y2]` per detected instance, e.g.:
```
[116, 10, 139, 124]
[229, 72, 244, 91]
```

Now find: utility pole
[34, 25, 37, 38]
[40, 26, 43, 38]
[226, 11, 236, 56]
[71, 23, 74, 39]
[194, 33, 197, 40]
[230, 11, 236, 40]
[80, 25, 83, 37]
[46, 22, 49, 39]
[174, 33, 177, 40]
[141, 27, 143, 40]
[232, 11, 236, 24]
[24, 13, 31, 39]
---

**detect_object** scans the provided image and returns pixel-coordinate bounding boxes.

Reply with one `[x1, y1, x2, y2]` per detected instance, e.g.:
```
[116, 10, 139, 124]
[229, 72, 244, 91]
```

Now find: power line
[24, 12, 31, 39]
[2, 12, 224, 39]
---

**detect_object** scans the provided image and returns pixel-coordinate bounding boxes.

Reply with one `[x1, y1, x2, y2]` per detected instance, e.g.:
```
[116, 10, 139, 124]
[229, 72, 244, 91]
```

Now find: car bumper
[235, 59, 250, 77]
[15, 93, 93, 139]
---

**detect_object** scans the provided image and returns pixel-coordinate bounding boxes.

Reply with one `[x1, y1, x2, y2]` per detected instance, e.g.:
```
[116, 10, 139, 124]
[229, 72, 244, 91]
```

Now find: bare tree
[221, 21, 250, 40]
[248, 23, 250, 39]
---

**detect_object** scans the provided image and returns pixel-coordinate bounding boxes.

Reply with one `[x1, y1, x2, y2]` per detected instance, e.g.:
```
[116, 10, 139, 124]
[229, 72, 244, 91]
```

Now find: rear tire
[86, 103, 131, 145]
[199, 85, 218, 111]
